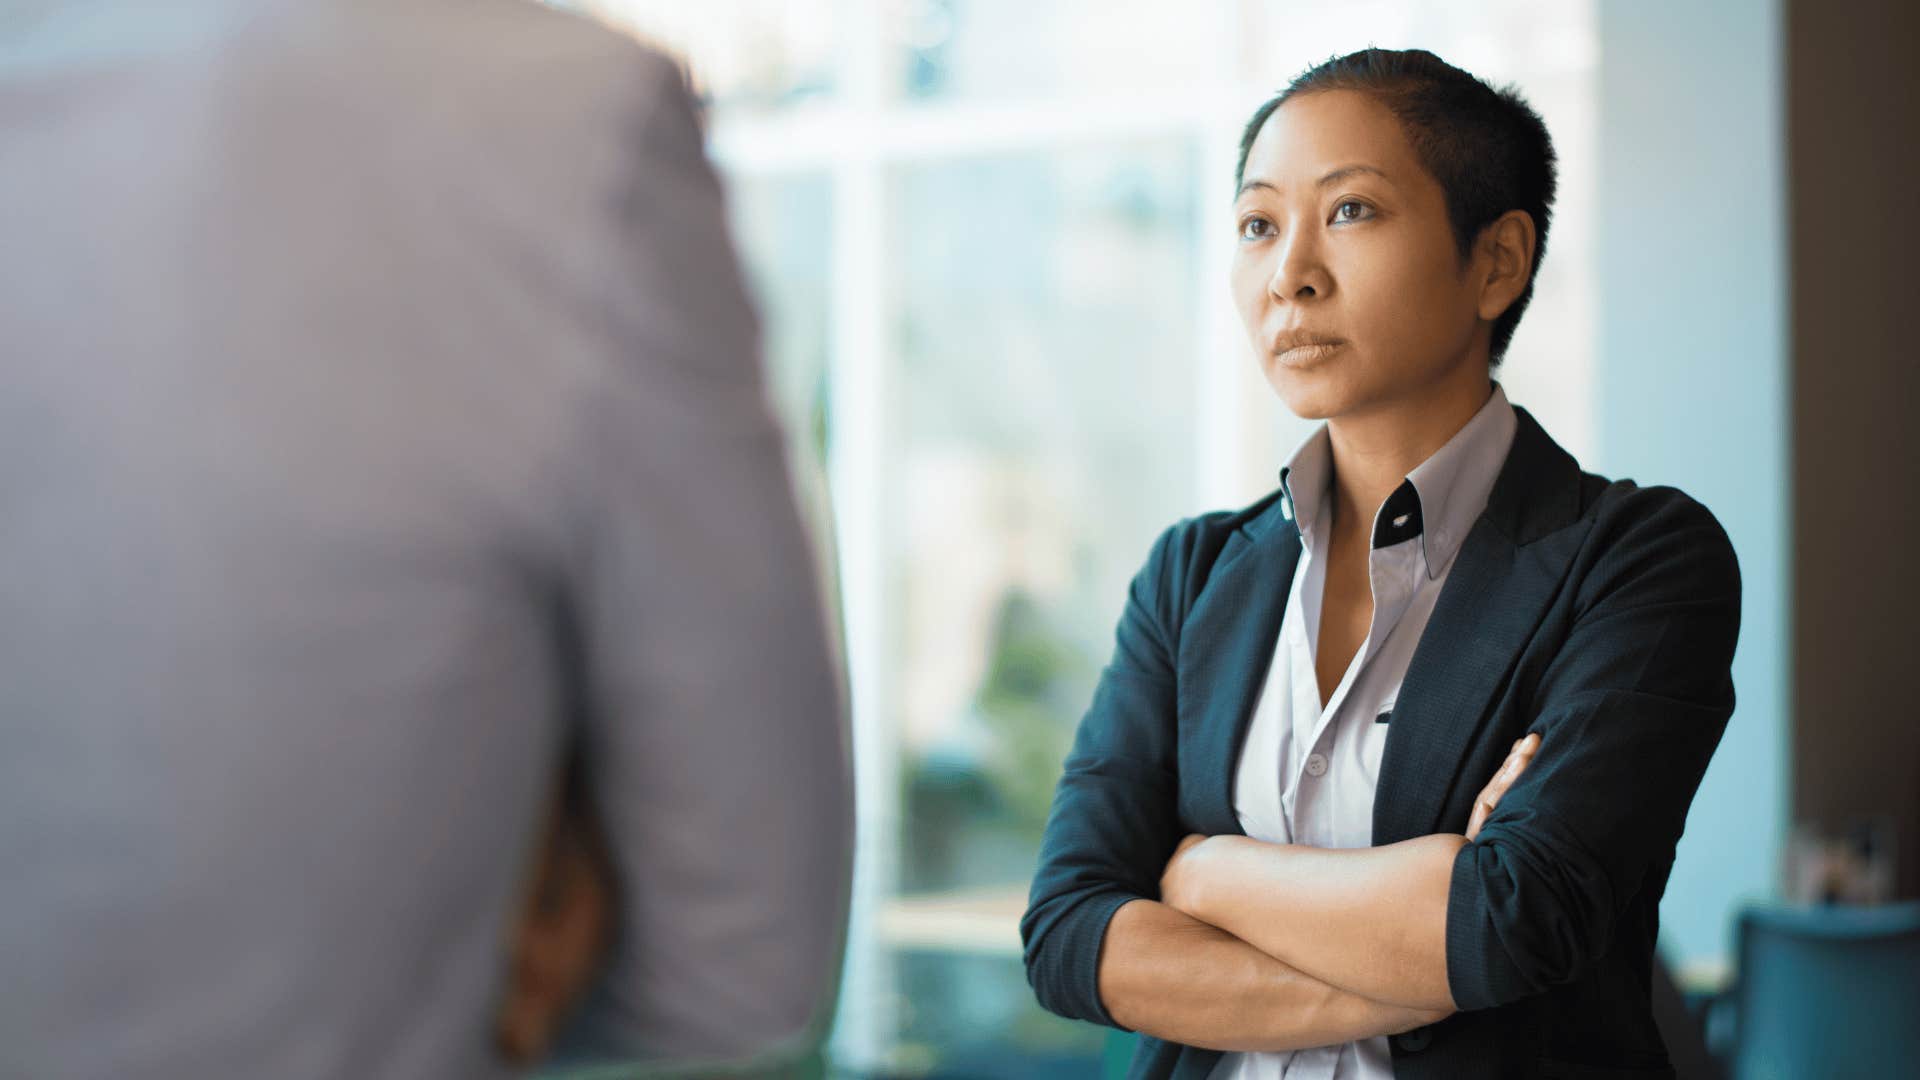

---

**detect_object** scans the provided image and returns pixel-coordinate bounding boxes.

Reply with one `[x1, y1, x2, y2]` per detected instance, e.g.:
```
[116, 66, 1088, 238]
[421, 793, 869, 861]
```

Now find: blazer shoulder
[334, 2, 691, 157]
[1587, 478, 1734, 547]
[399, 0, 677, 81]
[1576, 477, 1742, 607]
[1138, 487, 1290, 612]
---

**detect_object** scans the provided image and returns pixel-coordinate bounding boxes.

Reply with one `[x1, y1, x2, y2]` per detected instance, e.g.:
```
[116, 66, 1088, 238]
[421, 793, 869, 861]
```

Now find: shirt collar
[1277, 382, 1519, 580]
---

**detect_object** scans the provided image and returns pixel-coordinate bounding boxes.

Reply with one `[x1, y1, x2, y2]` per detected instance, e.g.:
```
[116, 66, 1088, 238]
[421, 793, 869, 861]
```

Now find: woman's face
[1230, 89, 1490, 421]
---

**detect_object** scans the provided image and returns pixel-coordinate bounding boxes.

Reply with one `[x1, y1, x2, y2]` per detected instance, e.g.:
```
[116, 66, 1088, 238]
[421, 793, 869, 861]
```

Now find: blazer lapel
[1372, 407, 1590, 844]
[1176, 503, 1301, 836]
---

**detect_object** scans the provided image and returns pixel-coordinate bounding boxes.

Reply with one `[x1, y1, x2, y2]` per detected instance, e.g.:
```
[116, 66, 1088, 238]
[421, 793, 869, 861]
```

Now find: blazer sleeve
[1445, 486, 1742, 1011]
[1020, 522, 1196, 1028]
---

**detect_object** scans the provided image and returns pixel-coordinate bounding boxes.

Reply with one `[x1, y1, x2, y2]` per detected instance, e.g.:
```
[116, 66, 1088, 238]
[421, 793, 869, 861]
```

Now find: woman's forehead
[1244, 90, 1419, 191]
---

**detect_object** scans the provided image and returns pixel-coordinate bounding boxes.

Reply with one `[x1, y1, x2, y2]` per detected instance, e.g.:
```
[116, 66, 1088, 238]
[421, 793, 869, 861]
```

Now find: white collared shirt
[1209, 383, 1518, 1080]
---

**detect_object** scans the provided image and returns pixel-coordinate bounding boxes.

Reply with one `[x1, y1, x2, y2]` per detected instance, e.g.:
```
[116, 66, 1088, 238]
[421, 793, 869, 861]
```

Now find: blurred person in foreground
[1023, 49, 1740, 1078]
[0, 1, 851, 1077]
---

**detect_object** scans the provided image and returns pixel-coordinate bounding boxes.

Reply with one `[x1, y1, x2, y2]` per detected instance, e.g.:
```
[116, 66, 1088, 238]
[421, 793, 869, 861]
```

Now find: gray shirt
[0, 2, 851, 1077]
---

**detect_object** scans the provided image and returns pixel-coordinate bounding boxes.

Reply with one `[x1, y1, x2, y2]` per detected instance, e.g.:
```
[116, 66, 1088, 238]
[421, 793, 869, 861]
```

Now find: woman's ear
[1475, 209, 1538, 322]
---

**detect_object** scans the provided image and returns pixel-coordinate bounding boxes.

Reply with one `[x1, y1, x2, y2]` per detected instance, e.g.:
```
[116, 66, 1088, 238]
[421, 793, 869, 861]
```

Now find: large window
[557, 2, 1597, 1073]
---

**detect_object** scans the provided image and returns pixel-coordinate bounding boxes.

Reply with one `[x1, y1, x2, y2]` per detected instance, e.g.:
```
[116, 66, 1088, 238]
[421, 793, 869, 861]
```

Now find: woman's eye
[1239, 216, 1272, 240]
[1333, 200, 1371, 223]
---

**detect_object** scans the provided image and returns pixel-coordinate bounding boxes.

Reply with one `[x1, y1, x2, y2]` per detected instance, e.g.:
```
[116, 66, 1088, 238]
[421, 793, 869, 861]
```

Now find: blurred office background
[548, 1, 1912, 1076]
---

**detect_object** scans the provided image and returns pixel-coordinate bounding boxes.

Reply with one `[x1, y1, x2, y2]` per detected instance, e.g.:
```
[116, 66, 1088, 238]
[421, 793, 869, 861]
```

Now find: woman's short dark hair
[1237, 48, 1559, 366]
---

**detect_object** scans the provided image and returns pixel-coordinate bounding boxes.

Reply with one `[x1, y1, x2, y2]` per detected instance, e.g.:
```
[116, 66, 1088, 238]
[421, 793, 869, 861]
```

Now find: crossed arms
[1022, 496, 1740, 1052]
[1092, 736, 1536, 1051]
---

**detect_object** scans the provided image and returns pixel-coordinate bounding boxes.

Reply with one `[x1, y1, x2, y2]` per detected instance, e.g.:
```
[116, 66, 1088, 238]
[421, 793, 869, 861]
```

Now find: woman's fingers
[1465, 732, 1541, 841]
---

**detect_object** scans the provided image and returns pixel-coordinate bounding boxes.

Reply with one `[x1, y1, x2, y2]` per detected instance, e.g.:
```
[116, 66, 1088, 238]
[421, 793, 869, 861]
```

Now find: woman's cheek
[1230, 261, 1269, 337]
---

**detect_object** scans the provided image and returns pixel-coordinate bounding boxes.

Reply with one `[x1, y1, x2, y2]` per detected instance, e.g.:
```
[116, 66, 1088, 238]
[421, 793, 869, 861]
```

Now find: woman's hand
[1465, 732, 1541, 841]
[1161, 727, 1539, 920]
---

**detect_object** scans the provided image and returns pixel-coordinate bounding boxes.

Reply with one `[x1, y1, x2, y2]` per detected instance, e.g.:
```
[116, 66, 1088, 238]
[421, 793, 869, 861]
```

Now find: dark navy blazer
[1021, 406, 1741, 1079]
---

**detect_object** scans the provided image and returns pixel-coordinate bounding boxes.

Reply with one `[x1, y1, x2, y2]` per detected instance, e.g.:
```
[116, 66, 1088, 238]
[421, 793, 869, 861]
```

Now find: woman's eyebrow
[1316, 163, 1392, 189]
[1236, 163, 1393, 199]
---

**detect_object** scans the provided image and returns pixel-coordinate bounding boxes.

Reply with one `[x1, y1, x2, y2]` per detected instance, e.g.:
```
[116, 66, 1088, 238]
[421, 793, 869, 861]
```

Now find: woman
[1022, 48, 1740, 1080]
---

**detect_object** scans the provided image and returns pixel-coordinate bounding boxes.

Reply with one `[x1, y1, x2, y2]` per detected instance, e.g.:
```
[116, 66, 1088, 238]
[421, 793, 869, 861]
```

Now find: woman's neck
[1323, 368, 1493, 546]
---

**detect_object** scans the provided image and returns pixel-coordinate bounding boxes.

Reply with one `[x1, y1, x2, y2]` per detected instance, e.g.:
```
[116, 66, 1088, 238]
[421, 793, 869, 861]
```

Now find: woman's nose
[1269, 230, 1330, 300]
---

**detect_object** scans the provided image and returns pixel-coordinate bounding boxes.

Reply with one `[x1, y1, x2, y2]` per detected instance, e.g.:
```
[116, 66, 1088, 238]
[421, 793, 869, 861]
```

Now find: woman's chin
[1264, 367, 1351, 422]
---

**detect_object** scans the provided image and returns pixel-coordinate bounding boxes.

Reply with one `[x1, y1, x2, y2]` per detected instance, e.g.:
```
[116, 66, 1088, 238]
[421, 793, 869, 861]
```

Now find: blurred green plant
[972, 587, 1093, 834]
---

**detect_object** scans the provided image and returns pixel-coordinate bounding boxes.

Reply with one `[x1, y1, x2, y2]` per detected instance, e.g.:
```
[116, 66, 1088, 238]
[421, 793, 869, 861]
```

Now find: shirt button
[1305, 753, 1328, 777]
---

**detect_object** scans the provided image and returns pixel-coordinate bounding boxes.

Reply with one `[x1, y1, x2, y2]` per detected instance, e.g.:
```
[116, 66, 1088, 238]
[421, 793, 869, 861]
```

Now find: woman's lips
[1275, 340, 1346, 367]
